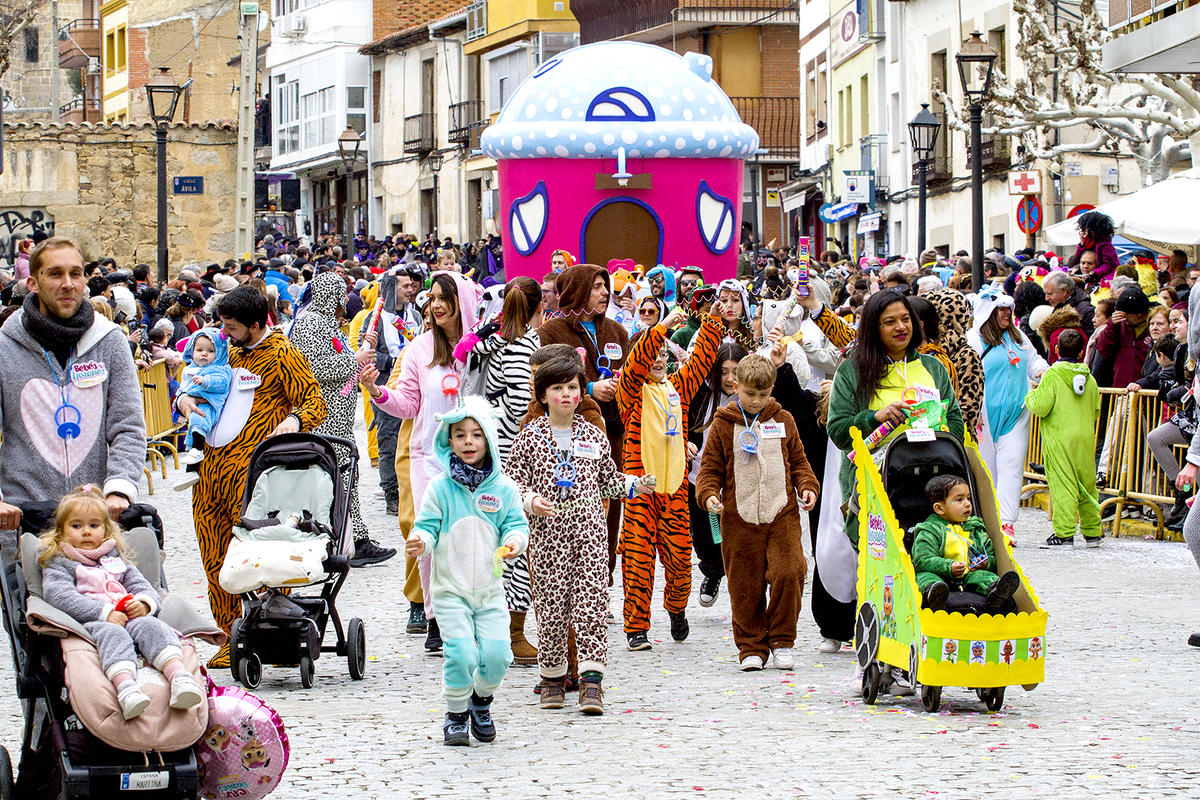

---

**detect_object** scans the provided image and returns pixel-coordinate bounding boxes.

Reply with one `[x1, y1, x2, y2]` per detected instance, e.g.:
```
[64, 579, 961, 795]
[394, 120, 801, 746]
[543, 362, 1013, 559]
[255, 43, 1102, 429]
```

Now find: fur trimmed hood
[1037, 305, 1083, 344]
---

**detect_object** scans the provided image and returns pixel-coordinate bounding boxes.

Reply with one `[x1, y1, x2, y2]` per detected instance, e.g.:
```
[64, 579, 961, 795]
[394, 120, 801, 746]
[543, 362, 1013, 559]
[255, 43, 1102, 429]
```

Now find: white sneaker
[771, 647, 795, 669]
[373, 487, 386, 498]
[606, 610, 617, 626]
[173, 472, 201, 492]
[118, 684, 152, 720]
[179, 448, 205, 466]
[740, 655, 764, 671]
[888, 667, 915, 696]
[169, 672, 204, 710]
[818, 638, 842, 654]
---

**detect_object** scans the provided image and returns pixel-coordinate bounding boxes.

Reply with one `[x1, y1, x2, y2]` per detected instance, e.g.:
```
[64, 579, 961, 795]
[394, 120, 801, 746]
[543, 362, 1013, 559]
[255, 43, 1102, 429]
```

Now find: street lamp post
[908, 103, 940, 258]
[145, 67, 183, 287]
[337, 125, 363, 261]
[429, 151, 443, 241]
[955, 32, 998, 291]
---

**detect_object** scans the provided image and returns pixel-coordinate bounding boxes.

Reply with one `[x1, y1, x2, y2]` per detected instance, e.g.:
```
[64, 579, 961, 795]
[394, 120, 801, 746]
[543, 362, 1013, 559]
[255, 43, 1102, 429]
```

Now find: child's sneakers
[669, 611, 689, 642]
[626, 631, 652, 651]
[986, 571, 1021, 610]
[1083, 536, 1102, 549]
[539, 679, 566, 709]
[443, 712, 470, 746]
[467, 693, 495, 742]
[1043, 534, 1074, 547]
[818, 638, 843, 654]
[117, 683, 152, 720]
[180, 448, 205, 466]
[698, 576, 721, 608]
[922, 581, 950, 611]
[173, 472, 201, 492]
[740, 655, 764, 671]
[770, 647, 794, 670]
[169, 672, 205, 710]
[578, 677, 604, 715]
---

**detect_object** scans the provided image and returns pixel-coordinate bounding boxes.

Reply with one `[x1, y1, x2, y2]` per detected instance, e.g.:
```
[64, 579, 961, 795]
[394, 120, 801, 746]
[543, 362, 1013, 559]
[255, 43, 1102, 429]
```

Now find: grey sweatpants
[84, 616, 181, 680]
[1147, 421, 1189, 483]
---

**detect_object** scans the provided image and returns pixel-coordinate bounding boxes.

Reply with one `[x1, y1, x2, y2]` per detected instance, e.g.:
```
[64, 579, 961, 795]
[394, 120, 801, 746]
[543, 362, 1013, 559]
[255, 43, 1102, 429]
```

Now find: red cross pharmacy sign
[1008, 170, 1041, 196]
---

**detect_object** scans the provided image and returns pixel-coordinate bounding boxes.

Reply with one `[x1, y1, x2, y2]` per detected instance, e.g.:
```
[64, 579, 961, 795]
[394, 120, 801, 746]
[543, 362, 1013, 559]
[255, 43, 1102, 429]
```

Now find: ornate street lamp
[955, 32, 998, 291]
[908, 103, 940, 257]
[428, 151, 443, 240]
[337, 125, 363, 256]
[146, 67, 183, 286]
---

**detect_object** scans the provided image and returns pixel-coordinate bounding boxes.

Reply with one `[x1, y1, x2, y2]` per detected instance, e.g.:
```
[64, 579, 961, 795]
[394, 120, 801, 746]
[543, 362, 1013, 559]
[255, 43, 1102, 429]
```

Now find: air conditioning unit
[87, 57, 100, 75]
[282, 16, 308, 41]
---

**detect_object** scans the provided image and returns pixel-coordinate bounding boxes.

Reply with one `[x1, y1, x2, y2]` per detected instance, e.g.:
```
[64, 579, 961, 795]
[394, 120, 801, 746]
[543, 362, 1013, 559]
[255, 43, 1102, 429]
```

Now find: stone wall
[0, 121, 238, 268]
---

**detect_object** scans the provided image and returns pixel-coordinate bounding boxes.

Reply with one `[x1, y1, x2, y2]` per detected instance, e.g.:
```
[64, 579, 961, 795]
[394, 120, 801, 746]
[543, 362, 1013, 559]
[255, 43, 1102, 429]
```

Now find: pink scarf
[60, 538, 118, 567]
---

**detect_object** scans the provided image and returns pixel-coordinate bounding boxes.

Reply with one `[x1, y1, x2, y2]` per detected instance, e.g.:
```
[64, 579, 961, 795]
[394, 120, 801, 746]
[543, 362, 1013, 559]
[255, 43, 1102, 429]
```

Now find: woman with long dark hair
[827, 289, 964, 549]
[967, 287, 1048, 545]
[466, 275, 543, 666]
[360, 270, 482, 653]
[686, 341, 748, 606]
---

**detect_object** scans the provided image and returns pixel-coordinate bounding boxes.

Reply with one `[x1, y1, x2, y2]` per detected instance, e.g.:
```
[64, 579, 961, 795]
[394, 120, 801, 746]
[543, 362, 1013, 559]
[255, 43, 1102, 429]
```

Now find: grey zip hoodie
[0, 308, 146, 509]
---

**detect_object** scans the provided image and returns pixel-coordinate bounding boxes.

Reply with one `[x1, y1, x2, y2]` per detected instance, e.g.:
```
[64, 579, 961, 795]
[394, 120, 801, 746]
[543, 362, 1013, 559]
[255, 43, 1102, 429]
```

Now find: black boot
[443, 711, 469, 746]
[468, 693, 495, 742]
[923, 582, 949, 611]
[425, 617, 443, 654]
[986, 571, 1021, 610]
[1166, 489, 1189, 530]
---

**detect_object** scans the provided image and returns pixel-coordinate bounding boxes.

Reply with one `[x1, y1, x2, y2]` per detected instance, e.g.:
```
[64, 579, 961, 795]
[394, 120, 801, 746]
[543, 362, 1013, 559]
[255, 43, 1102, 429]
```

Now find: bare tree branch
[0, 0, 47, 82]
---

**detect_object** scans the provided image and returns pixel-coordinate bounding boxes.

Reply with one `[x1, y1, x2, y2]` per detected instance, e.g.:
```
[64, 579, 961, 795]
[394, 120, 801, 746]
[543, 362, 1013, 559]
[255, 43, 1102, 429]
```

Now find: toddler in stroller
[39, 487, 205, 719]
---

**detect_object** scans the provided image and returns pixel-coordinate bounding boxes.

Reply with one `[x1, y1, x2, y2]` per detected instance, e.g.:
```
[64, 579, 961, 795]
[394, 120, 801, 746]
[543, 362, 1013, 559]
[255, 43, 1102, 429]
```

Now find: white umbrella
[1045, 168, 1200, 262]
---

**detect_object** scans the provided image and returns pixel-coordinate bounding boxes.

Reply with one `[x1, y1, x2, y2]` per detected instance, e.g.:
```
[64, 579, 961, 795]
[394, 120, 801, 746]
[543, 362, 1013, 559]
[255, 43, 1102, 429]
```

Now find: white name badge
[573, 440, 600, 460]
[236, 372, 263, 390]
[665, 386, 680, 406]
[100, 554, 126, 575]
[906, 426, 937, 443]
[603, 342, 623, 360]
[475, 493, 502, 513]
[760, 422, 786, 439]
[70, 360, 108, 388]
[914, 384, 940, 402]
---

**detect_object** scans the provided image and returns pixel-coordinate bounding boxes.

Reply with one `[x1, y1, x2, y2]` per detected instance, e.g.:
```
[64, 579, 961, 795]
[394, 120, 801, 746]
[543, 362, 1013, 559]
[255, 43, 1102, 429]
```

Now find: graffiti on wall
[0, 208, 55, 266]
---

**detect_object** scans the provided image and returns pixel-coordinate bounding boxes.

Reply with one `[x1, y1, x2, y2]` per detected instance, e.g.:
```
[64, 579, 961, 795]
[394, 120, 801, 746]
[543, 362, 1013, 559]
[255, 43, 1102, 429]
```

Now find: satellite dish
[258, 11, 270, 32]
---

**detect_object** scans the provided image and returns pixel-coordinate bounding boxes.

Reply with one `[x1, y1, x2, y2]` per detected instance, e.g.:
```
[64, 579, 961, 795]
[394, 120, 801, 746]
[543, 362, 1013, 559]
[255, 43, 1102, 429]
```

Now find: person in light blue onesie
[408, 394, 529, 747]
[174, 329, 233, 491]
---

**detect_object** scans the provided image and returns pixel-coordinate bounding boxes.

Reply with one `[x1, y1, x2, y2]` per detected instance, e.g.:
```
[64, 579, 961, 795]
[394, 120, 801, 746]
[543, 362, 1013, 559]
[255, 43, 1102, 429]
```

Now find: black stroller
[223, 433, 365, 689]
[0, 507, 221, 799]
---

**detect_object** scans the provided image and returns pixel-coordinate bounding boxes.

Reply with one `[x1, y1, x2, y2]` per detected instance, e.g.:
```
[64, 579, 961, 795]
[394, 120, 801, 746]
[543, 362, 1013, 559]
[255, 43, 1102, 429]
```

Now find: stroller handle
[321, 435, 360, 474]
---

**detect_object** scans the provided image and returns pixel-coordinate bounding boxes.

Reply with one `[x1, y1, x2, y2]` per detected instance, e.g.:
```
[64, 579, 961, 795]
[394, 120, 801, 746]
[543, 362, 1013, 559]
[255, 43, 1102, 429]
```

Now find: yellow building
[100, 0, 129, 123]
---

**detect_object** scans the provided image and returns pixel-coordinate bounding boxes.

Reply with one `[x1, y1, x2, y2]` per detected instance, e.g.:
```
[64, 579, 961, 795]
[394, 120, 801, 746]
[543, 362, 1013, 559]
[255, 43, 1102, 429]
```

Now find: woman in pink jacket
[359, 270, 482, 652]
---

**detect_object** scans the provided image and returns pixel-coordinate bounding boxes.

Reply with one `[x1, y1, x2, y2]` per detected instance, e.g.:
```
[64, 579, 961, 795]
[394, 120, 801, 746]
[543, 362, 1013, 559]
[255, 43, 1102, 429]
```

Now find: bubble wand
[340, 297, 385, 396]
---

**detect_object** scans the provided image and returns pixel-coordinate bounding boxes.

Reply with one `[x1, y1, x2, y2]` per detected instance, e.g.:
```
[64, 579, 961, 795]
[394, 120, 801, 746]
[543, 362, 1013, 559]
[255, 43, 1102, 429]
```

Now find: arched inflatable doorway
[580, 197, 664, 269]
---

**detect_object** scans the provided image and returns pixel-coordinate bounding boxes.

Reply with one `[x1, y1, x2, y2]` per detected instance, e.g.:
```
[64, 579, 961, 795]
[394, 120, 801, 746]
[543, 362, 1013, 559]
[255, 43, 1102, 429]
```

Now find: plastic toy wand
[341, 297, 385, 396]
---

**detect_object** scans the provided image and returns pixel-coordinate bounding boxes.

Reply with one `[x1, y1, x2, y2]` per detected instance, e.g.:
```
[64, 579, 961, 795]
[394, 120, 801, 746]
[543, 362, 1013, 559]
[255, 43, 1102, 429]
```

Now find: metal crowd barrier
[1021, 388, 1190, 540]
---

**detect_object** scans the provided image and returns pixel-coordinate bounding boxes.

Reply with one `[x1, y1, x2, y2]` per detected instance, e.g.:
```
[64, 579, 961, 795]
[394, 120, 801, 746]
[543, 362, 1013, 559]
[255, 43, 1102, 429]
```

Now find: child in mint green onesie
[911, 475, 1019, 613]
[1024, 329, 1102, 547]
[408, 395, 529, 747]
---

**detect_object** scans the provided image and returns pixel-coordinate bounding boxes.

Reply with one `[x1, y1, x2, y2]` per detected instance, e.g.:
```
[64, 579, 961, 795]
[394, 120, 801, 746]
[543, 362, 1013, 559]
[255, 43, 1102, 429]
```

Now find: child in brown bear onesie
[696, 354, 819, 671]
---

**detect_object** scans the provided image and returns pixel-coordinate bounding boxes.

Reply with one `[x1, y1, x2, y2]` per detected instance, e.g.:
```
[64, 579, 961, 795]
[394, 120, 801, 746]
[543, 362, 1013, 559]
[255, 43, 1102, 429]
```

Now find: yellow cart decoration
[850, 428, 1048, 712]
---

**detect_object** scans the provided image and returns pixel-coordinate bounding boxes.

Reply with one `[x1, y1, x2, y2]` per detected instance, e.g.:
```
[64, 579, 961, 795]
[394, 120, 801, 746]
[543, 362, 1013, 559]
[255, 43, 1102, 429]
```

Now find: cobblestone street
[2, 424, 1198, 799]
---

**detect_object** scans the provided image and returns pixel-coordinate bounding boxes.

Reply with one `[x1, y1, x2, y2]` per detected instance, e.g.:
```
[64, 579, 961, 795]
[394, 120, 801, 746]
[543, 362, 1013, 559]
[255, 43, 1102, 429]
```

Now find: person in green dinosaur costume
[1024, 329, 1103, 547]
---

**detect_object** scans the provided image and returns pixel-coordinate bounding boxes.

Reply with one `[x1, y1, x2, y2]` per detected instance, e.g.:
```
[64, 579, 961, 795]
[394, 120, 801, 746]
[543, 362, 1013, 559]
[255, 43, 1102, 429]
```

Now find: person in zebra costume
[465, 276, 543, 665]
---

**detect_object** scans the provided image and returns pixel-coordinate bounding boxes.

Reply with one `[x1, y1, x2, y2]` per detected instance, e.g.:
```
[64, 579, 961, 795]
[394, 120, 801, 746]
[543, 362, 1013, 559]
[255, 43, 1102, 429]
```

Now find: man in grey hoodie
[0, 237, 146, 534]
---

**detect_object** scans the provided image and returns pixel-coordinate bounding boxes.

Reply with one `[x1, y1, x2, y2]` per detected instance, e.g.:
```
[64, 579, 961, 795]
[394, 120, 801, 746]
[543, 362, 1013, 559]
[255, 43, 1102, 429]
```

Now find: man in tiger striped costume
[178, 287, 326, 668]
[616, 305, 724, 651]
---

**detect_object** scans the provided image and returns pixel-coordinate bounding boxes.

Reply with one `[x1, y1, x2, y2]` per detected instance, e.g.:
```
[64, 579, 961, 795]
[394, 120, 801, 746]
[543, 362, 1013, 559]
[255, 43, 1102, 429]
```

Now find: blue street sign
[819, 201, 860, 223]
[173, 176, 204, 195]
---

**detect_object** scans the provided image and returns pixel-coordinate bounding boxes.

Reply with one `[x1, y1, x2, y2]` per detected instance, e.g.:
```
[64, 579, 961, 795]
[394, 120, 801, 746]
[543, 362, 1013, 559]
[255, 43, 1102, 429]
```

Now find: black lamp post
[337, 125, 362, 258]
[955, 32, 998, 291]
[908, 103, 940, 258]
[429, 151, 443, 240]
[145, 67, 183, 287]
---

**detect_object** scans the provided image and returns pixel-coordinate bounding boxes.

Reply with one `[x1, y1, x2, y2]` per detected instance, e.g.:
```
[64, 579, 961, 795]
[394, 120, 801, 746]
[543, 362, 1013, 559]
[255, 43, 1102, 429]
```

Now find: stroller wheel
[983, 686, 1006, 712]
[347, 617, 366, 680]
[861, 662, 880, 705]
[240, 653, 261, 690]
[299, 655, 315, 688]
[229, 618, 243, 682]
[920, 684, 942, 713]
[0, 744, 12, 800]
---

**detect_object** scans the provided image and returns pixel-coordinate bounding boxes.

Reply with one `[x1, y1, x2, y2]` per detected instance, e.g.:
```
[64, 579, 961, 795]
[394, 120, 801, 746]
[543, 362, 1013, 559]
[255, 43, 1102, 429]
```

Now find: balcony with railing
[573, 0, 796, 44]
[911, 156, 953, 185]
[404, 113, 434, 154]
[58, 19, 101, 70]
[449, 101, 483, 145]
[60, 96, 102, 124]
[966, 136, 1013, 171]
[730, 96, 799, 160]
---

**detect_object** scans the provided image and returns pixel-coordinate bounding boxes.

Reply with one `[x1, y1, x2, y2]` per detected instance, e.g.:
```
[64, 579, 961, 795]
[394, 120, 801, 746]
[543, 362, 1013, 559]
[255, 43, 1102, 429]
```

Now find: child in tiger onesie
[616, 306, 724, 651]
[696, 355, 819, 672]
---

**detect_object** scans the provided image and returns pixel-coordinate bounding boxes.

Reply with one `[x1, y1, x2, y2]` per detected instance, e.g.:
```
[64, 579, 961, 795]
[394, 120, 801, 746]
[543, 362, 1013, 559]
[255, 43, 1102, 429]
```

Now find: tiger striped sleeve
[616, 322, 666, 422]
[671, 316, 723, 408]
[276, 339, 328, 431]
[815, 305, 855, 348]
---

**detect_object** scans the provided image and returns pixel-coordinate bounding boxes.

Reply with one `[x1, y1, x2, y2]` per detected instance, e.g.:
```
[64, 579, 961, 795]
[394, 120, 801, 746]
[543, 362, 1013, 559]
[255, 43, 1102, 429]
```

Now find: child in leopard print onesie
[505, 356, 654, 715]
